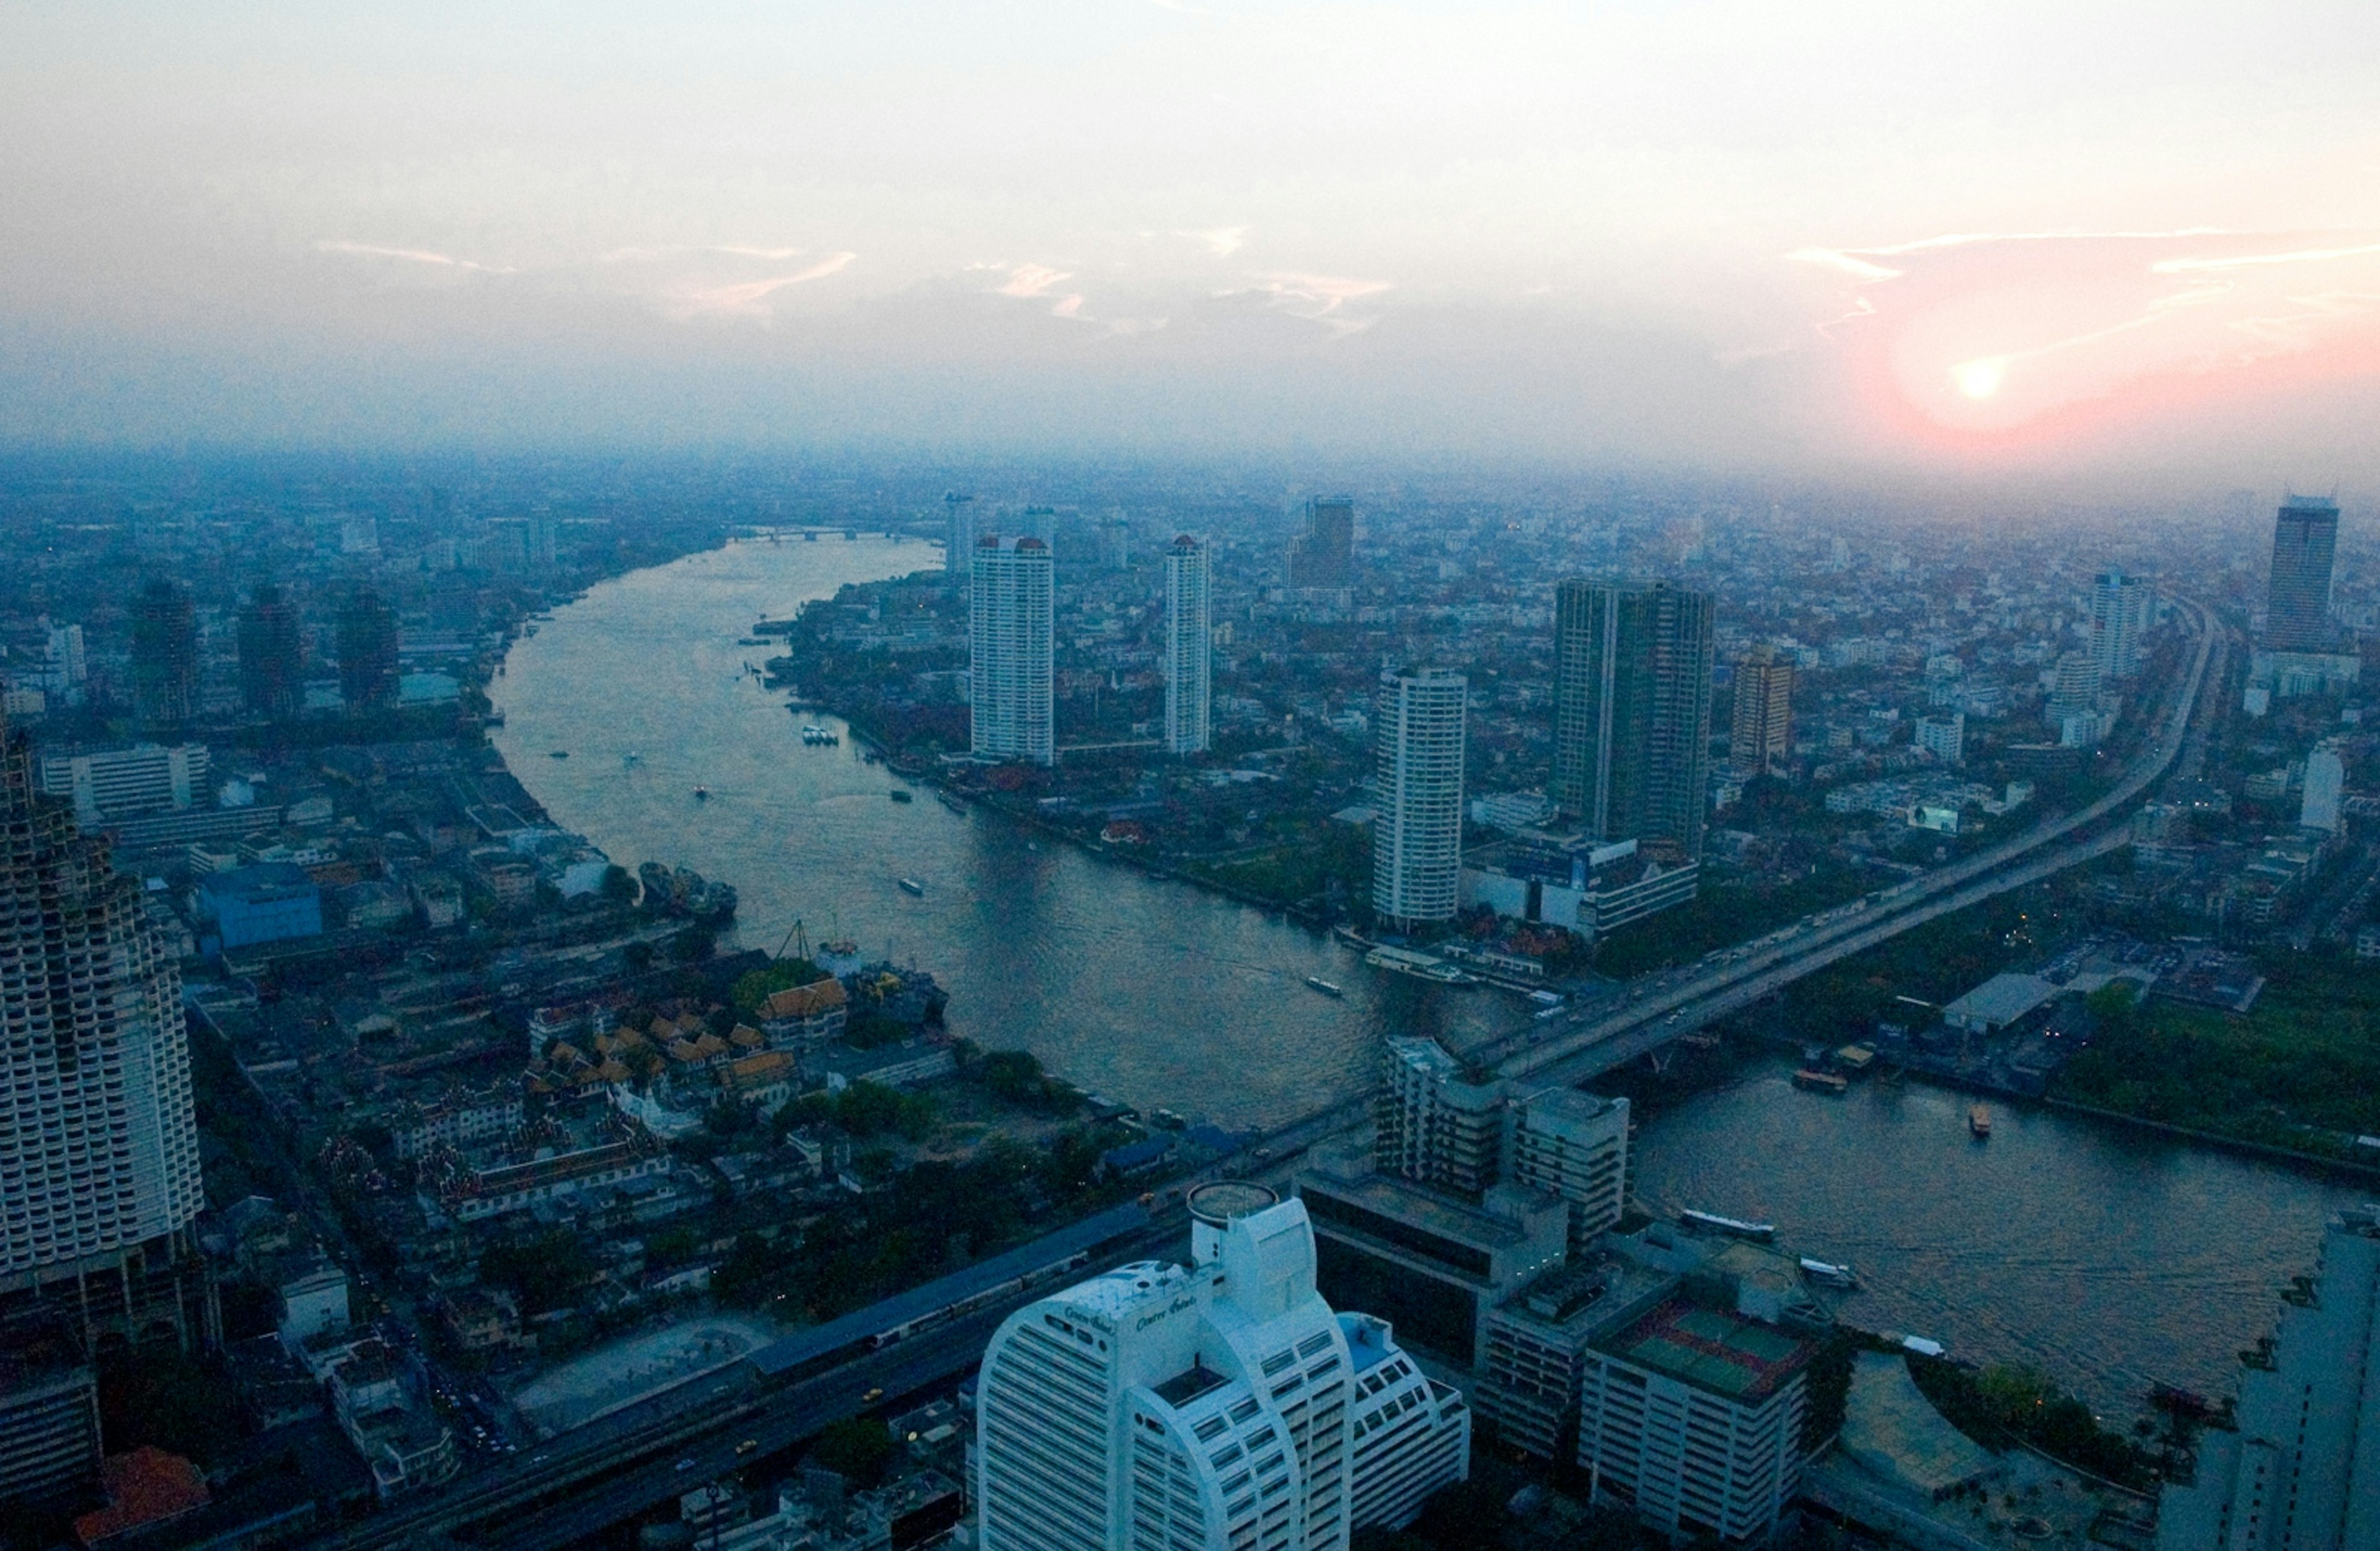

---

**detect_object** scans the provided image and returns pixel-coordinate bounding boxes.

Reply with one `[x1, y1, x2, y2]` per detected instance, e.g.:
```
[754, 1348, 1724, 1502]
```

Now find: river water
[493, 535, 2355, 1413]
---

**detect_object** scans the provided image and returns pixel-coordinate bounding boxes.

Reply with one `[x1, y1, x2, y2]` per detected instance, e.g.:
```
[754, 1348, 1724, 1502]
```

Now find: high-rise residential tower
[974, 1190, 1468, 1551]
[1550, 580, 1715, 861]
[130, 579, 198, 727]
[2089, 570, 2150, 682]
[0, 708, 208, 1349]
[1163, 535, 1212, 755]
[943, 492, 977, 576]
[969, 535, 1055, 765]
[2267, 495, 2340, 652]
[1372, 668, 1467, 926]
[1287, 496, 1355, 588]
[237, 582, 304, 719]
[1727, 645, 1794, 779]
[337, 588, 401, 710]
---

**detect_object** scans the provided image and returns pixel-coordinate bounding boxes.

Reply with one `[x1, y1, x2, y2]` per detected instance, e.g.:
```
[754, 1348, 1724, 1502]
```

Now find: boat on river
[938, 793, 967, 815]
[889, 788, 913, 803]
[1305, 977, 1344, 998]
[1799, 1258, 1859, 1288]
[1969, 1104, 1993, 1138]
[1680, 1210, 1775, 1241]
[897, 877, 925, 896]
[693, 786, 710, 801]
[1794, 1068, 1849, 1095]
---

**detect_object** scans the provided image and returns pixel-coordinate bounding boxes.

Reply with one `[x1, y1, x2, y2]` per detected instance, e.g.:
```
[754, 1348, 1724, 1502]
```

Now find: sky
[4, 2, 2379, 484]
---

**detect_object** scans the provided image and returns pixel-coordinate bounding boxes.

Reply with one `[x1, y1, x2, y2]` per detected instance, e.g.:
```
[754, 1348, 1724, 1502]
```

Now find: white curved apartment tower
[971, 535, 1055, 765]
[1372, 669, 1468, 926]
[977, 1197, 1467, 1551]
[0, 708, 204, 1312]
[1165, 535, 1212, 756]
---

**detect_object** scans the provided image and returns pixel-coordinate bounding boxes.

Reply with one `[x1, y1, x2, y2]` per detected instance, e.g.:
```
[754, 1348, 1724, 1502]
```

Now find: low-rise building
[196, 862, 324, 949]
[758, 977, 850, 1046]
[1458, 837, 1698, 940]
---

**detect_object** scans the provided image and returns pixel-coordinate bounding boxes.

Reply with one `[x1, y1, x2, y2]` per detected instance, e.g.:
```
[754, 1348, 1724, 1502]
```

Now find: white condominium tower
[976, 1187, 1468, 1551]
[1371, 668, 1468, 927]
[971, 534, 1056, 765]
[1165, 535, 1212, 755]
[0, 708, 206, 1341]
[2089, 569, 2149, 682]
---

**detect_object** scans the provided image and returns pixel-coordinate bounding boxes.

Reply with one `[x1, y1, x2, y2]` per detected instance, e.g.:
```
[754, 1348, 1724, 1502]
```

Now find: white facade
[2090, 569, 2150, 681]
[1372, 669, 1468, 925]
[945, 493, 977, 576]
[1914, 713, 1965, 765]
[0, 712, 205, 1288]
[971, 536, 1055, 765]
[2157, 1207, 2380, 1551]
[37, 742, 208, 821]
[1165, 536, 1212, 755]
[1509, 1089, 1631, 1251]
[976, 1199, 1467, 1551]
[2303, 744, 2345, 832]
[1343, 1314, 1471, 1532]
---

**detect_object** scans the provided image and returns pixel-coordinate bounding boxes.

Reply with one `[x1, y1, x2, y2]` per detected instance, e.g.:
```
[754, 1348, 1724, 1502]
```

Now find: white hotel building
[976, 1188, 1468, 1551]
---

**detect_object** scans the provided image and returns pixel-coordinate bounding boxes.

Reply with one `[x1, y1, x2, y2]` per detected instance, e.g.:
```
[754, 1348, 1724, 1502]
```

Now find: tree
[600, 864, 638, 905]
[809, 1418, 894, 1488]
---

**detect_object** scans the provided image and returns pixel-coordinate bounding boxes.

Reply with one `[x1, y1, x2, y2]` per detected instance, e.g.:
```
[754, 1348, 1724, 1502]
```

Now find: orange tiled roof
[75, 1448, 210, 1546]
[761, 979, 848, 1019]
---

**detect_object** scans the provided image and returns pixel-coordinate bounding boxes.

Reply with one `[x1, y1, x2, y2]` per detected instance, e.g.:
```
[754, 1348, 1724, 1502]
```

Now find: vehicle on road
[736, 1439, 760, 1456]
[862, 1387, 884, 1404]
[676, 1459, 697, 1472]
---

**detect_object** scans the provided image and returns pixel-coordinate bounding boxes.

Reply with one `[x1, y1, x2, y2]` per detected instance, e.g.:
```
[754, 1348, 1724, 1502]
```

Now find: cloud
[996, 264, 1073, 298]
[314, 240, 511, 273]
[597, 244, 812, 264]
[1178, 226, 1248, 257]
[1793, 227, 2380, 441]
[676, 252, 858, 315]
[1248, 271, 1393, 336]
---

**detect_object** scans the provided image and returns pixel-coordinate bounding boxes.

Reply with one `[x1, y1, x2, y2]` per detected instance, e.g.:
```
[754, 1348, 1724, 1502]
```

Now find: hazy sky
[4, 2, 2378, 481]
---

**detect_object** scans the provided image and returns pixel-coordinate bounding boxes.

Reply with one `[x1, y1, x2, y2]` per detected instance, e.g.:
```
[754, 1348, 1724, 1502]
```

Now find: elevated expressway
[1479, 592, 2228, 1089]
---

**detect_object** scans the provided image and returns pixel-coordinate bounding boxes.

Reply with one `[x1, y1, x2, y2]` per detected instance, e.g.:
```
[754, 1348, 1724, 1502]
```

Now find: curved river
[494, 535, 2355, 1415]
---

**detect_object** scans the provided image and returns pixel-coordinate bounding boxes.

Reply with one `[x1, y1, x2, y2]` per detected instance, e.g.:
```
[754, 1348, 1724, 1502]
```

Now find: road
[1479, 592, 2226, 1087]
[306, 598, 2226, 1550]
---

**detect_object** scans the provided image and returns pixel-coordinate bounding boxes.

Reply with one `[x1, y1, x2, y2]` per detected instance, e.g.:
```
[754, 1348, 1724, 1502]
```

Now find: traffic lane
[488, 1315, 1005, 1551]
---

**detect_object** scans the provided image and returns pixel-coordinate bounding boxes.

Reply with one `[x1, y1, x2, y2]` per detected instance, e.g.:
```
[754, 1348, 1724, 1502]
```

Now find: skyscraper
[1550, 580, 1715, 860]
[1163, 535, 1211, 755]
[0, 707, 208, 1348]
[2267, 495, 2340, 652]
[237, 582, 304, 719]
[969, 535, 1054, 764]
[2303, 744, 2345, 832]
[337, 587, 401, 710]
[2156, 1206, 2380, 1551]
[2089, 569, 2149, 681]
[974, 1190, 1468, 1551]
[1372, 668, 1467, 926]
[1727, 645, 1794, 779]
[943, 492, 977, 576]
[1287, 496, 1355, 588]
[130, 579, 198, 727]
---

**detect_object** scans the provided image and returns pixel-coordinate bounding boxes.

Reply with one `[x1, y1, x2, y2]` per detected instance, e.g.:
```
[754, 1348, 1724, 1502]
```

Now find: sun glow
[1952, 358, 2006, 400]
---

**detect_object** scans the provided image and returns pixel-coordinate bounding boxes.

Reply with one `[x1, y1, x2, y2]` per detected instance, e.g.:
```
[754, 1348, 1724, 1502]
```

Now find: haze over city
[9, 9, 2380, 1551]
[6, 2, 2380, 480]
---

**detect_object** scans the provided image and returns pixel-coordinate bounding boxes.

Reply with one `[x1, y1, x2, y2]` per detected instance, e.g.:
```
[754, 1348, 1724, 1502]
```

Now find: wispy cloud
[677, 252, 857, 315]
[1250, 271, 1392, 336]
[996, 264, 1073, 298]
[315, 240, 512, 273]
[1178, 226, 1248, 257]
[597, 244, 812, 264]
[1793, 226, 2380, 434]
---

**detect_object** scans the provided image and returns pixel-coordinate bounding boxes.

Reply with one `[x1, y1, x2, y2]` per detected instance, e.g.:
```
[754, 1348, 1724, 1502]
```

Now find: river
[492, 535, 2353, 1414]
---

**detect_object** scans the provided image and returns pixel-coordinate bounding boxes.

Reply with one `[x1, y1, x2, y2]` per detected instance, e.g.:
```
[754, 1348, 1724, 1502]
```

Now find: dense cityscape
[0, 454, 2375, 1551]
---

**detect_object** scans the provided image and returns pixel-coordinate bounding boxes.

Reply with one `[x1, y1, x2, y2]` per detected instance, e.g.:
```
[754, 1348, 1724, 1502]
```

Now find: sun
[1952, 357, 2008, 400]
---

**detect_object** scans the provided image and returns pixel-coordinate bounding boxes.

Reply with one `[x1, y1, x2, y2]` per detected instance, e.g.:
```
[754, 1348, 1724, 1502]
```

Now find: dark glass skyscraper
[337, 587, 401, 710]
[1287, 496, 1355, 587]
[1550, 579, 1715, 860]
[129, 578, 198, 726]
[236, 582, 304, 719]
[2267, 494, 2340, 652]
